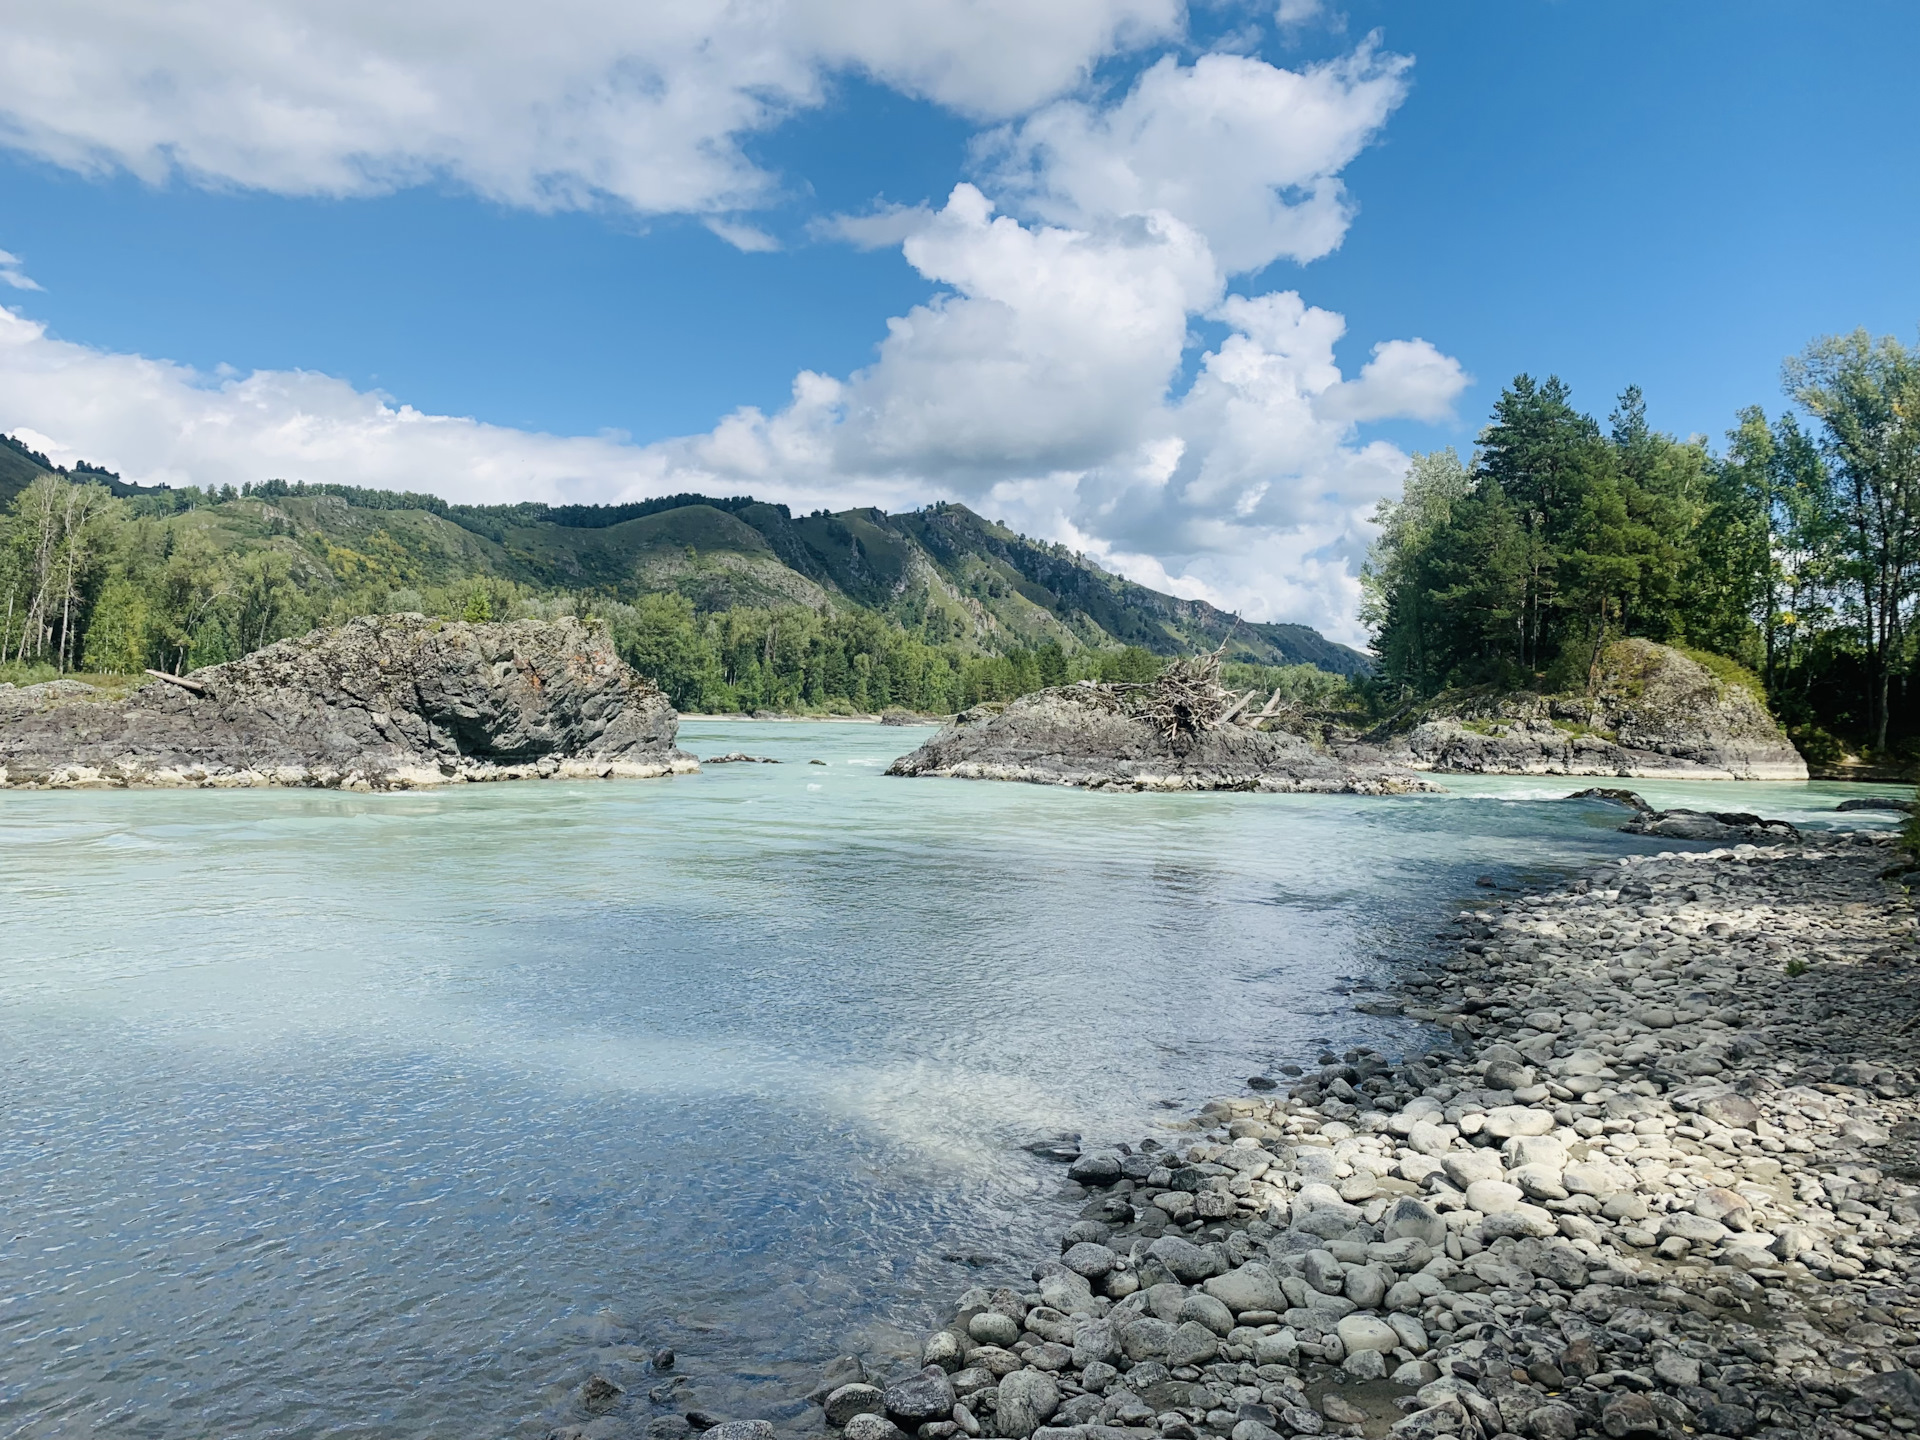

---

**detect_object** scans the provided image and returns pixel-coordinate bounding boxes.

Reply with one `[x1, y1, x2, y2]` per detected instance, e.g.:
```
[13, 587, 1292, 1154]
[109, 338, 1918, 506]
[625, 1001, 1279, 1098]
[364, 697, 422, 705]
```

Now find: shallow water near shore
[0, 721, 1905, 1439]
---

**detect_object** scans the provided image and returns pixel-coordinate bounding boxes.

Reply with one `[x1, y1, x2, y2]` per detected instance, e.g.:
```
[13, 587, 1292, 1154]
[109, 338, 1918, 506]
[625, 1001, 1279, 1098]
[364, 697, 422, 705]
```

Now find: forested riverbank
[1364, 333, 1920, 774]
[3, 329, 1916, 770]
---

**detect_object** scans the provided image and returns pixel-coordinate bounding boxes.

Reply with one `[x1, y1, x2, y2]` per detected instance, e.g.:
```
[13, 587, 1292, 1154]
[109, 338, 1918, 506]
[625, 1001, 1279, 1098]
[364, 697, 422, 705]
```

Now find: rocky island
[887, 656, 1435, 794]
[891, 642, 1811, 793]
[0, 614, 697, 789]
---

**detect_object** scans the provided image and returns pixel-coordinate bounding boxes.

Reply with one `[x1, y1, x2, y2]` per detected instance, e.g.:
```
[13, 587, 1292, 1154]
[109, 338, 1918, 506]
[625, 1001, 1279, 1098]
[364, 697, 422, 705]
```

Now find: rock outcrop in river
[887, 682, 1434, 794]
[0, 614, 697, 789]
[1383, 640, 1807, 781]
[890, 641, 1807, 794]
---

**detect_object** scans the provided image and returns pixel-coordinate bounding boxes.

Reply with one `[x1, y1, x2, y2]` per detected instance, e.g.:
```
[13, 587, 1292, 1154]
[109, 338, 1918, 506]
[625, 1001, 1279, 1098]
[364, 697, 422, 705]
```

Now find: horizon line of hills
[0, 431, 1372, 675]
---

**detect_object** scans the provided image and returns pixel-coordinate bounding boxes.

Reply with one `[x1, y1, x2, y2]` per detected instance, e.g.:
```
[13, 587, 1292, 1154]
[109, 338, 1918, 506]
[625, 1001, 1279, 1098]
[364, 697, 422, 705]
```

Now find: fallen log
[144, 669, 207, 694]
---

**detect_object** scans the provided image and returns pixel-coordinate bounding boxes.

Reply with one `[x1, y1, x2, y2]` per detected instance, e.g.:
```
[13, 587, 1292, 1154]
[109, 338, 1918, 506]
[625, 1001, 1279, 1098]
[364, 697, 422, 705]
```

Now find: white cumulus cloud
[977, 41, 1410, 273]
[0, 0, 1184, 214]
[0, 36, 1467, 645]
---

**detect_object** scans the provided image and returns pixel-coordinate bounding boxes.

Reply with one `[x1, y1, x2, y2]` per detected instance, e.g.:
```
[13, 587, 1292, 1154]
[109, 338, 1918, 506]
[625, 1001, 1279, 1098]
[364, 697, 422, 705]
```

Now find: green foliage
[1366, 352, 1920, 765]
[1674, 645, 1768, 703]
[1220, 660, 1358, 709]
[0, 436, 1358, 712]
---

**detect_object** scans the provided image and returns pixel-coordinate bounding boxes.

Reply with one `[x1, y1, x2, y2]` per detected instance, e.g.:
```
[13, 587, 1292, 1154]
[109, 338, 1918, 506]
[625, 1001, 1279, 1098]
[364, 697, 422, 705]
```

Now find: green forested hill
[0, 440, 1368, 712]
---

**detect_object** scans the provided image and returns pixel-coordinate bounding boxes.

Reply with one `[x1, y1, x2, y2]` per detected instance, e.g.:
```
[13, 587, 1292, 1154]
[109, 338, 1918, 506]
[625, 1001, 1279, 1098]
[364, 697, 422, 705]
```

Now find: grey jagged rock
[1569, 788, 1803, 842]
[886, 684, 1435, 794]
[0, 614, 696, 789]
[1384, 639, 1807, 779]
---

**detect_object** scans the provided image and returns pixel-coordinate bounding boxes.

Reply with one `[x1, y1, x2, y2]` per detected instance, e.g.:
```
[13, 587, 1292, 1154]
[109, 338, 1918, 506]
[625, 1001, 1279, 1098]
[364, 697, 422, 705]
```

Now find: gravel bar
[744, 828, 1920, 1440]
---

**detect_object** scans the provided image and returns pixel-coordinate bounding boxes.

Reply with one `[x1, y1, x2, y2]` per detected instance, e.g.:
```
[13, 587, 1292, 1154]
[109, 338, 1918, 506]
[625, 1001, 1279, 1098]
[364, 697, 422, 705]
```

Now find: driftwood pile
[1101, 648, 1293, 749]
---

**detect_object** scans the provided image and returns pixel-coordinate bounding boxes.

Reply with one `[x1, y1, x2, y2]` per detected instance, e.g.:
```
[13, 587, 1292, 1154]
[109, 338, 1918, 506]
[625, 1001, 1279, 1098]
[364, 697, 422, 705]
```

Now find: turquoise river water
[0, 720, 1907, 1438]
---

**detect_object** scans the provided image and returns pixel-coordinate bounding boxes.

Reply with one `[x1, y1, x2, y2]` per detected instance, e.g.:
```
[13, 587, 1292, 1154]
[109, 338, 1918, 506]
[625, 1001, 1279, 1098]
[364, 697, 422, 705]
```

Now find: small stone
[924, 1331, 963, 1372]
[1067, 1154, 1123, 1186]
[1120, 1317, 1174, 1361]
[1697, 1402, 1757, 1437]
[845, 1415, 906, 1440]
[994, 1370, 1061, 1439]
[1335, 1315, 1400, 1355]
[1343, 1264, 1390, 1309]
[1303, 1250, 1344, 1294]
[1387, 1313, 1428, 1353]
[1382, 1198, 1447, 1246]
[653, 1348, 676, 1371]
[1465, 1179, 1524, 1214]
[826, 1385, 887, 1426]
[1146, 1235, 1217, 1283]
[709, 1424, 775, 1440]
[1485, 1060, 1534, 1091]
[1482, 1106, 1556, 1139]
[1178, 1294, 1236, 1337]
[1696, 1093, 1761, 1130]
[1253, 1331, 1298, 1367]
[1204, 1263, 1286, 1314]
[1320, 1394, 1368, 1425]
[1657, 1212, 1729, 1245]
[1167, 1320, 1221, 1367]
[1342, 1346, 1388, 1380]
[1392, 1360, 1439, 1386]
[1442, 1151, 1505, 1189]
[1691, 1187, 1752, 1230]
[1601, 1193, 1648, 1221]
[1527, 1401, 1580, 1440]
[1652, 1352, 1699, 1389]
[1061, 1242, 1116, 1279]
[885, 1367, 957, 1424]
[969, 1312, 1020, 1347]
[1600, 1391, 1659, 1437]
[578, 1376, 625, 1414]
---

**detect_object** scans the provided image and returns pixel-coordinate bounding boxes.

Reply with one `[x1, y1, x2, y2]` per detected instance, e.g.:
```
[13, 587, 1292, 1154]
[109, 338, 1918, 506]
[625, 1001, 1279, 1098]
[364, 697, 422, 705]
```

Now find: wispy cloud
[703, 219, 782, 253]
[0, 250, 43, 292]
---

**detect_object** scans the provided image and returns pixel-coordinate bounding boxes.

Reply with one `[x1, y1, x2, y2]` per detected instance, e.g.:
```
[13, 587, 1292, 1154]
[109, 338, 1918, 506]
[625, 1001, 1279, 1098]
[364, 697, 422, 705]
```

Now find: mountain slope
[1, 447, 1372, 674]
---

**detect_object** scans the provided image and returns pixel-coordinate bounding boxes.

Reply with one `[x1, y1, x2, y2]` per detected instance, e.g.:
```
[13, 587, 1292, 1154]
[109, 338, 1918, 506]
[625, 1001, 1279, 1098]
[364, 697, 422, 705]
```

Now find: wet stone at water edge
[782, 830, 1920, 1440]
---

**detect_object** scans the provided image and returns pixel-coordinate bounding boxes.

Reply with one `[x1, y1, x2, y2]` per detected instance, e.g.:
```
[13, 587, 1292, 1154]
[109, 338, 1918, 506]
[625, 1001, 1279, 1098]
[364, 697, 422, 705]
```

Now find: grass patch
[0, 663, 146, 695]
[1676, 645, 1769, 703]
[1785, 958, 1811, 978]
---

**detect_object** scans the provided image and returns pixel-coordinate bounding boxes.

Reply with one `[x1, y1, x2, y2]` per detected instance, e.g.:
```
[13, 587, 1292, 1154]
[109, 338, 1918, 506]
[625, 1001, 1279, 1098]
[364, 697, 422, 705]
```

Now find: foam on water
[0, 721, 1904, 1438]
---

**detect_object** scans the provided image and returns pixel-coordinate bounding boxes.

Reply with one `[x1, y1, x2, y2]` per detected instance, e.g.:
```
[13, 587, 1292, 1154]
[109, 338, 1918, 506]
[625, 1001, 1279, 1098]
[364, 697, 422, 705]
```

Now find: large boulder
[0, 614, 697, 790]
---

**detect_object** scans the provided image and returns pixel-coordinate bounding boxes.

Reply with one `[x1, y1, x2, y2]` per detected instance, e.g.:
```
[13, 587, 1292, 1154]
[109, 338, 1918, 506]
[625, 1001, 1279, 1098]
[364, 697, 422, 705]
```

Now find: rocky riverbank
[745, 828, 1920, 1440]
[0, 614, 697, 789]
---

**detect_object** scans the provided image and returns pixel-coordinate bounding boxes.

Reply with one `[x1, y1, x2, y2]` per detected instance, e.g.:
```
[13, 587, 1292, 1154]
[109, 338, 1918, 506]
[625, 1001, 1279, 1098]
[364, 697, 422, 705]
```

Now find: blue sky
[0, 1, 1914, 639]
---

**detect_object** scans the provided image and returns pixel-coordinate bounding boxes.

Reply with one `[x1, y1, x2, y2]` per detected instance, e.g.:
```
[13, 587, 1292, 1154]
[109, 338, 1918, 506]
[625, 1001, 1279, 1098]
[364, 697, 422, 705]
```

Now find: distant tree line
[1364, 329, 1920, 764]
[0, 472, 1350, 715]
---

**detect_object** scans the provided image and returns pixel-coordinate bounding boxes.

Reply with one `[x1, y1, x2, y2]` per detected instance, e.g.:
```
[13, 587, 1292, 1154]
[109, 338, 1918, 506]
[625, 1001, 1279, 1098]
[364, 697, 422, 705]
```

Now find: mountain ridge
[0, 438, 1371, 674]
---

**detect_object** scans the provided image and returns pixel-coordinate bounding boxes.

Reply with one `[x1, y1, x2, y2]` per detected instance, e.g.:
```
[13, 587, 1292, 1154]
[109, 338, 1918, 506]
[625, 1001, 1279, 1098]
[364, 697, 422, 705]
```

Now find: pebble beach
[737, 826, 1920, 1440]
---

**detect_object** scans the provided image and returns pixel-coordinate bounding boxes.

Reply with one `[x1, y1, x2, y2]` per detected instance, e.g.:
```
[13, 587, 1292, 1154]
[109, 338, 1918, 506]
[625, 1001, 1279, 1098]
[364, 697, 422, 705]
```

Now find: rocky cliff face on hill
[0, 615, 696, 790]
[887, 681, 1434, 794]
[1383, 640, 1807, 781]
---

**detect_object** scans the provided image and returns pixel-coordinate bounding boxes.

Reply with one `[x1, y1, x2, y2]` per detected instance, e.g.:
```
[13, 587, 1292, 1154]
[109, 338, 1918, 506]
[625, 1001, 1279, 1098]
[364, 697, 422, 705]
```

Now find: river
[0, 720, 1903, 1438]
